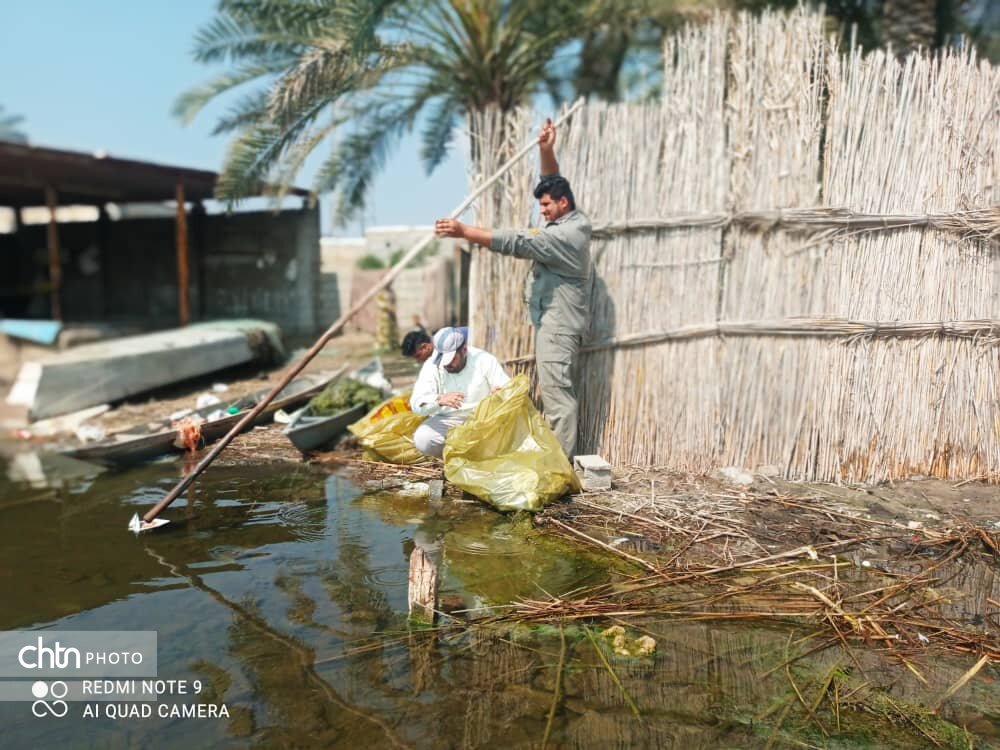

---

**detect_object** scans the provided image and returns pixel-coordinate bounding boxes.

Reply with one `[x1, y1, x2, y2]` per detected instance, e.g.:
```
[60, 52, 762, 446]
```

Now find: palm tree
[176, 0, 615, 224]
[734, 0, 999, 60]
[0, 105, 27, 143]
[882, 0, 941, 55]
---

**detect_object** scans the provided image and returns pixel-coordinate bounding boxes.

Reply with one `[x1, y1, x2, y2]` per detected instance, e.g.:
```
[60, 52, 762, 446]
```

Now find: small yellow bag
[348, 392, 429, 465]
[444, 375, 580, 511]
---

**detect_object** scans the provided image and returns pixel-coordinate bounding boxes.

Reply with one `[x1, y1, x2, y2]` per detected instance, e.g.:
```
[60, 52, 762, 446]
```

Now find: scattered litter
[713, 466, 754, 487]
[169, 408, 192, 421]
[74, 424, 106, 443]
[924, 513, 940, 520]
[804, 546, 819, 561]
[574, 454, 612, 491]
[635, 635, 657, 656]
[428, 479, 444, 501]
[128, 514, 169, 534]
[907, 520, 923, 530]
[172, 416, 205, 451]
[211, 383, 229, 393]
[599, 625, 657, 657]
[28, 404, 110, 437]
[196, 393, 221, 409]
[273, 409, 299, 425]
[204, 410, 227, 422]
[917, 632, 930, 644]
[359, 370, 392, 394]
[227, 406, 240, 415]
[861, 560, 872, 567]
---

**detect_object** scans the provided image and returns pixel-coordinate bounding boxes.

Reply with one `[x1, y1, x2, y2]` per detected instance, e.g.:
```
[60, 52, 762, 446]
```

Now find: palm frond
[172, 64, 276, 124]
[273, 112, 343, 204]
[0, 106, 27, 143]
[211, 89, 271, 135]
[185, 0, 643, 224]
[191, 8, 319, 65]
[418, 95, 459, 172]
[215, 95, 330, 201]
[314, 98, 424, 224]
[265, 39, 403, 126]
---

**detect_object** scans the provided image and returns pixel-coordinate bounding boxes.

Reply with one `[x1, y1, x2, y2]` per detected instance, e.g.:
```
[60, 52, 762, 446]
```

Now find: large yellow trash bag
[348, 392, 429, 465]
[444, 375, 580, 511]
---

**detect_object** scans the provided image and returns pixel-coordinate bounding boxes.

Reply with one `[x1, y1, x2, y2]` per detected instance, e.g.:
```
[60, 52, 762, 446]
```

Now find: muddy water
[1, 458, 998, 749]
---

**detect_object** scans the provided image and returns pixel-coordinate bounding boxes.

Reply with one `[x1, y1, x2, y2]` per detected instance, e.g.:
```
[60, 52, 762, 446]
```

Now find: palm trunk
[882, 0, 940, 56]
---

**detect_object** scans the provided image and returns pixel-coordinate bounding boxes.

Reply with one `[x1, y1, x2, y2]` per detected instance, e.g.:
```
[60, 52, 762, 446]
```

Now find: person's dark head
[533, 174, 575, 222]
[401, 330, 433, 362]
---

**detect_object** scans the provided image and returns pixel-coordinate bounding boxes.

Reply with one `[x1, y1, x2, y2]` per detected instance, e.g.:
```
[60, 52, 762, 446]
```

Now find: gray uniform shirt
[489, 206, 592, 335]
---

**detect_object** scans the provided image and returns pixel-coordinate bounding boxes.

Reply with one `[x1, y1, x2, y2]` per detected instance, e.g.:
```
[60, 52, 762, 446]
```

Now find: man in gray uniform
[434, 118, 591, 458]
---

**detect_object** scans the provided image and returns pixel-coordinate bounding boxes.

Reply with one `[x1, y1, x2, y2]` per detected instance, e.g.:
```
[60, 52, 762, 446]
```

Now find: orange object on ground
[174, 416, 205, 453]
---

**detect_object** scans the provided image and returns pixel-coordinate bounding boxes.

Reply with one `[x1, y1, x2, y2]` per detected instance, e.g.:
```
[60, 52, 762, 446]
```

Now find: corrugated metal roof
[0, 140, 310, 206]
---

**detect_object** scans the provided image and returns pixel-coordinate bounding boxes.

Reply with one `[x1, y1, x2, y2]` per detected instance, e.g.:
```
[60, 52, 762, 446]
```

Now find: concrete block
[574, 454, 612, 491]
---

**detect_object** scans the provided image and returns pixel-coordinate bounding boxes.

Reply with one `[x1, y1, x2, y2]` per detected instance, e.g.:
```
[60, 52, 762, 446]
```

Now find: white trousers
[413, 414, 468, 458]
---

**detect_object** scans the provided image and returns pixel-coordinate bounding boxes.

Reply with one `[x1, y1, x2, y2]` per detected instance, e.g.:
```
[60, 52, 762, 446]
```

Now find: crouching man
[410, 326, 510, 458]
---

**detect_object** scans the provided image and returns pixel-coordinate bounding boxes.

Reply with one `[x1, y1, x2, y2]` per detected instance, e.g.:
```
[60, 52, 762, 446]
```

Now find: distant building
[0, 141, 320, 338]
[319, 227, 466, 335]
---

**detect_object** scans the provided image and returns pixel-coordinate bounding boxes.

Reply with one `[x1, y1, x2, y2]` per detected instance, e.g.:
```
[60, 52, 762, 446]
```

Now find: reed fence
[466, 8, 1000, 482]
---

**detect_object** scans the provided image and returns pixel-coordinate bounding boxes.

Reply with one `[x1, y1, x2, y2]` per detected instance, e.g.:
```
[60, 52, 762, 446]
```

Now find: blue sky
[0, 0, 467, 235]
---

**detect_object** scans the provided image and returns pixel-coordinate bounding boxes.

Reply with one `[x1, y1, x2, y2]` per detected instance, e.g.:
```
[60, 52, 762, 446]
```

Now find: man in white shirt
[410, 326, 511, 458]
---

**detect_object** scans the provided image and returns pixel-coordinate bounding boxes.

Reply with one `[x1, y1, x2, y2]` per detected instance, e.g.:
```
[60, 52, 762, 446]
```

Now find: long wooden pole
[175, 183, 190, 326]
[138, 99, 584, 526]
[45, 185, 62, 321]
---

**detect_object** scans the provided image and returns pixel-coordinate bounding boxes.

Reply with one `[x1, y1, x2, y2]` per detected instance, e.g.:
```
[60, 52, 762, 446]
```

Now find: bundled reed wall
[466, 8, 1000, 482]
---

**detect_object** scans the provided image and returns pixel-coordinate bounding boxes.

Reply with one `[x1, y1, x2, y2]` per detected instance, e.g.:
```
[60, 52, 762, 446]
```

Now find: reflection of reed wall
[467, 9, 1000, 482]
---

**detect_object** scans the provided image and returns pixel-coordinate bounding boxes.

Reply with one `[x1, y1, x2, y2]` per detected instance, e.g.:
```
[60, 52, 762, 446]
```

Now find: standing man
[434, 118, 591, 458]
[410, 326, 510, 458]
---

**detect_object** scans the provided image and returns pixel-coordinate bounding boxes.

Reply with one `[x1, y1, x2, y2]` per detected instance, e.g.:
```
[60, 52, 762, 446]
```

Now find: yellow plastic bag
[348, 392, 429, 465]
[444, 375, 580, 511]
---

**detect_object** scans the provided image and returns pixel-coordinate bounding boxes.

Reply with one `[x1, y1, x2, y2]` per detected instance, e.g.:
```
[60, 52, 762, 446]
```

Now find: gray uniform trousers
[535, 327, 581, 459]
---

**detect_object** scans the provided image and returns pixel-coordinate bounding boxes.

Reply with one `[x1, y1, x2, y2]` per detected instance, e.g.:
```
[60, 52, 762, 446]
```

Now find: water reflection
[0, 458, 997, 748]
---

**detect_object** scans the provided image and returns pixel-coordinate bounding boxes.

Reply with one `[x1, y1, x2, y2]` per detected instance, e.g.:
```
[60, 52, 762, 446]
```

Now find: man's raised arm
[538, 117, 559, 176]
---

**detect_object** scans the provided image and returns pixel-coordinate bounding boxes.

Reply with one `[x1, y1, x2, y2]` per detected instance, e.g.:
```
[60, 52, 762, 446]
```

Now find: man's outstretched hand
[538, 117, 556, 149]
[435, 218, 465, 238]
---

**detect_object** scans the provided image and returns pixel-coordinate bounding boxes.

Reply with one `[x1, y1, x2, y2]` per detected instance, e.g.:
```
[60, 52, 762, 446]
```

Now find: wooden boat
[64, 373, 335, 465]
[282, 359, 385, 452]
[283, 402, 366, 452]
[8, 320, 283, 420]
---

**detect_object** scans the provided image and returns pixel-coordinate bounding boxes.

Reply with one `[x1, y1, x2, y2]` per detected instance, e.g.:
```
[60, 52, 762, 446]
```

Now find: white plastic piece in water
[128, 513, 169, 534]
[396, 482, 430, 498]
